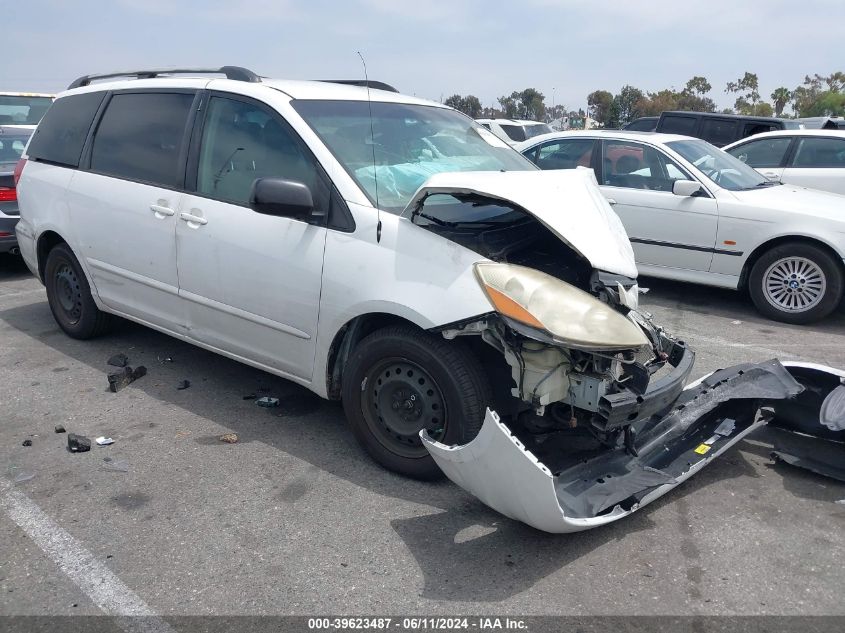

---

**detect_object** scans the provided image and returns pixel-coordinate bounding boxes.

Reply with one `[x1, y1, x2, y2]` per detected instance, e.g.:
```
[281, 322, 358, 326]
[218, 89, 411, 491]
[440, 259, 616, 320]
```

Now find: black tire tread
[45, 243, 112, 339]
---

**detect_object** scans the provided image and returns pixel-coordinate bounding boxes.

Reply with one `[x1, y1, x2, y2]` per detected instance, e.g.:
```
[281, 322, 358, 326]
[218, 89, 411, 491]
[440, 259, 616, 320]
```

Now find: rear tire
[44, 243, 111, 339]
[748, 242, 843, 324]
[341, 325, 491, 480]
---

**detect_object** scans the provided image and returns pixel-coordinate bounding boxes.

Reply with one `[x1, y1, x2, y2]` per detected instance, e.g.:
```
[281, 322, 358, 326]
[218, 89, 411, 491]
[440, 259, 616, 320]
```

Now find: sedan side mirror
[672, 179, 703, 197]
[249, 178, 313, 220]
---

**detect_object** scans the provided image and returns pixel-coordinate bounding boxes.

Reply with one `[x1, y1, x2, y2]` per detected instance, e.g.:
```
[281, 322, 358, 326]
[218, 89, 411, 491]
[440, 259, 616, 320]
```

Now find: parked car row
[9, 67, 845, 533]
[518, 129, 845, 324]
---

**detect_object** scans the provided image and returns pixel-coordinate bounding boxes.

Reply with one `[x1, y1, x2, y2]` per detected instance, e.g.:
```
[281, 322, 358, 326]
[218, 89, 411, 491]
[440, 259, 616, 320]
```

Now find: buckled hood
[402, 169, 638, 278]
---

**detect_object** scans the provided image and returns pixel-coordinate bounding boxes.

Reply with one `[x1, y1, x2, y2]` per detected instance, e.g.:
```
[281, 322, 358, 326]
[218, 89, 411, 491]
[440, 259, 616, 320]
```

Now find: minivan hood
[731, 184, 845, 222]
[401, 169, 638, 278]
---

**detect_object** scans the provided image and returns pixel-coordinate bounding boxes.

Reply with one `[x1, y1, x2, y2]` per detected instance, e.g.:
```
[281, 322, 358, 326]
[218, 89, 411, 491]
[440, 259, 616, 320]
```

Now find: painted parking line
[0, 480, 173, 633]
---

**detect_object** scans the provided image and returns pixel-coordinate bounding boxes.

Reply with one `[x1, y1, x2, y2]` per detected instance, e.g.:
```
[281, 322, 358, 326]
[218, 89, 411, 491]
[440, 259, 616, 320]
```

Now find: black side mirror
[249, 178, 313, 220]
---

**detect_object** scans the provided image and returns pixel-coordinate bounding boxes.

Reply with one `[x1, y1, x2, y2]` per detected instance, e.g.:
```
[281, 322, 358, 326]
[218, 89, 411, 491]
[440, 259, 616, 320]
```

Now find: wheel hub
[365, 359, 447, 457]
[763, 257, 826, 313]
[55, 265, 83, 322]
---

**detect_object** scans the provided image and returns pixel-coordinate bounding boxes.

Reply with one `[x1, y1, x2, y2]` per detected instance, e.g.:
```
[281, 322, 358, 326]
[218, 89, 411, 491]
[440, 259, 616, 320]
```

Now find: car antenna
[357, 50, 381, 243]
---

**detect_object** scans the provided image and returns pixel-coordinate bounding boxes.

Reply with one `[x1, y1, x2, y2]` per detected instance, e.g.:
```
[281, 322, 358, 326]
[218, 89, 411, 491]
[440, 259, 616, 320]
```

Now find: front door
[724, 135, 793, 183]
[176, 93, 329, 380]
[598, 139, 718, 273]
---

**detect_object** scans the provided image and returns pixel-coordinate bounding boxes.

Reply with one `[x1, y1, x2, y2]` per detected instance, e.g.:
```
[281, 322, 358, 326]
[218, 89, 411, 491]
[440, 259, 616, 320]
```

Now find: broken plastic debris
[107, 353, 129, 367]
[256, 396, 280, 408]
[54, 425, 66, 434]
[13, 471, 35, 483]
[107, 366, 147, 392]
[101, 458, 129, 472]
[219, 433, 239, 444]
[158, 356, 173, 363]
[177, 379, 191, 390]
[67, 434, 91, 453]
[95, 436, 115, 446]
[21, 439, 32, 447]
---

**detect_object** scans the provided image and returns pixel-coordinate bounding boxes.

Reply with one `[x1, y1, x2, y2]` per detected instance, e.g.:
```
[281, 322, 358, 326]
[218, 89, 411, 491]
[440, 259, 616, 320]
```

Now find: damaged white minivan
[16, 68, 845, 532]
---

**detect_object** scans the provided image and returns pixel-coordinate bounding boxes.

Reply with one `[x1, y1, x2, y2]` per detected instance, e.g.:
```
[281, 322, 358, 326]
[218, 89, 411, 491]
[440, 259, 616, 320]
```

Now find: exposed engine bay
[406, 184, 844, 532]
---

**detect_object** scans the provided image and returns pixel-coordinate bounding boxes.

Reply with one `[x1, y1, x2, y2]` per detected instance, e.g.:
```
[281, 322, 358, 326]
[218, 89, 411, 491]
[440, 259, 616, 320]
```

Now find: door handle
[179, 212, 208, 226]
[150, 204, 175, 217]
[606, 198, 617, 205]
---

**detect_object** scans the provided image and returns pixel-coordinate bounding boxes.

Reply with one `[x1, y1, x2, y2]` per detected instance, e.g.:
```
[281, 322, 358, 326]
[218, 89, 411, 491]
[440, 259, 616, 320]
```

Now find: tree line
[588, 71, 845, 128]
[442, 71, 844, 128]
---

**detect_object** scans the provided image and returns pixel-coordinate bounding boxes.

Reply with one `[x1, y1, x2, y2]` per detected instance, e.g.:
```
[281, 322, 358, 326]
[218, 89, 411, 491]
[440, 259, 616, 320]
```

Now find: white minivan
[14, 68, 842, 532]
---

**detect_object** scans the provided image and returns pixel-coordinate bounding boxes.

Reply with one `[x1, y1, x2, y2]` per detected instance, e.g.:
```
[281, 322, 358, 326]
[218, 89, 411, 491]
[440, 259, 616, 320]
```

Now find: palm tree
[771, 87, 792, 117]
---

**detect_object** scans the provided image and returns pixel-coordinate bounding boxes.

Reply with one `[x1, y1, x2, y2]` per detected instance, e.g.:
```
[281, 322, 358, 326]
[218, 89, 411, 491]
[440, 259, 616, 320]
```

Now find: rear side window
[26, 92, 105, 167]
[699, 118, 738, 147]
[90, 92, 194, 188]
[726, 137, 791, 168]
[660, 115, 697, 135]
[499, 124, 526, 142]
[792, 137, 845, 168]
[534, 139, 595, 170]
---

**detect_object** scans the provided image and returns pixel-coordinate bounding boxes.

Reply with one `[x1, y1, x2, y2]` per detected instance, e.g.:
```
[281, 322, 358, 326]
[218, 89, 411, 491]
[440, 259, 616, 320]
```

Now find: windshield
[0, 96, 53, 126]
[667, 138, 775, 191]
[292, 100, 535, 212]
[0, 128, 32, 165]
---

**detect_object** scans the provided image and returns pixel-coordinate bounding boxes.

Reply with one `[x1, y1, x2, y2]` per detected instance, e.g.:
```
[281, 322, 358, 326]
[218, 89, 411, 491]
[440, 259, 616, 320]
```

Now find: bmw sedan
[518, 130, 845, 324]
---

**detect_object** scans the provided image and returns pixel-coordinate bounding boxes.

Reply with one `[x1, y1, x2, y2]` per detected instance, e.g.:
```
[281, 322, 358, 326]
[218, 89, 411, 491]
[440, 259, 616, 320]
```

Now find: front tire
[748, 242, 843, 324]
[44, 243, 111, 339]
[341, 325, 491, 480]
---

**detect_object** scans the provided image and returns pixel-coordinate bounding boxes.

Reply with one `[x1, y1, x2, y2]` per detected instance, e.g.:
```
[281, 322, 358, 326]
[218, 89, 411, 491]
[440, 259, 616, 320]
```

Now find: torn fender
[422, 360, 804, 533]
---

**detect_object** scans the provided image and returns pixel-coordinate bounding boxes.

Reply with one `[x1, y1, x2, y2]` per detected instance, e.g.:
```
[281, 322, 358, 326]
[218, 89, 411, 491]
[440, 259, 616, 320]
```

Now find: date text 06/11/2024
[308, 617, 528, 630]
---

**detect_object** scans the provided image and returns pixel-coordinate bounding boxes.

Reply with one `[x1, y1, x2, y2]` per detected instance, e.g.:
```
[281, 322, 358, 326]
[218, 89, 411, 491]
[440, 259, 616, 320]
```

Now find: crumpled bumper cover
[421, 359, 820, 533]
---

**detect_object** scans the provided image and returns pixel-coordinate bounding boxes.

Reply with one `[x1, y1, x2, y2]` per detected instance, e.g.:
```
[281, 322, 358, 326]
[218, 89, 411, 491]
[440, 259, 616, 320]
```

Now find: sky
[5, 0, 843, 114]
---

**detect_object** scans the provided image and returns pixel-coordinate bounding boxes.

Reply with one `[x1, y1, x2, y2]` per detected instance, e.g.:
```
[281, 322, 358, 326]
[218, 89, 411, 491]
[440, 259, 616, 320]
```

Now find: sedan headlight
[474, 262, 649, 351]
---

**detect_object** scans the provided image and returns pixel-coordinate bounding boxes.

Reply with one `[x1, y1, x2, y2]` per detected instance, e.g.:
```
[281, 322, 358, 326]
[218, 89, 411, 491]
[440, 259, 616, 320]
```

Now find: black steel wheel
[44, 243, 111, 339]
[342, 324, 491, 479]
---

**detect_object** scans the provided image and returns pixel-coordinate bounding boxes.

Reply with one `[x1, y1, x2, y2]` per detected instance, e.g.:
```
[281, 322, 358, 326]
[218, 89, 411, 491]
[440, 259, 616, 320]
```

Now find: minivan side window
[726, 137, 791, 168]
[660, 115, 697, 135]
[195, 96, 329, 213]
[26, 92, 105, 168]
[90, 92, 194, 188]
[792, 137, 845, 168]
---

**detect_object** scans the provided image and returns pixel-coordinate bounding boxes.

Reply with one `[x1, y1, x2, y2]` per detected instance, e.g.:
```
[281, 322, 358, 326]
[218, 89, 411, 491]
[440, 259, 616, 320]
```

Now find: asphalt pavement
[0, 253, 843, 617]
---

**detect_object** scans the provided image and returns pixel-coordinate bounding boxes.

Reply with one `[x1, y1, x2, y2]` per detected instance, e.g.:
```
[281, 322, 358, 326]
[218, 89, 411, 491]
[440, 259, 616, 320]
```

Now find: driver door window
[601, 141, 689, 192]
[196, 96, 327, 211]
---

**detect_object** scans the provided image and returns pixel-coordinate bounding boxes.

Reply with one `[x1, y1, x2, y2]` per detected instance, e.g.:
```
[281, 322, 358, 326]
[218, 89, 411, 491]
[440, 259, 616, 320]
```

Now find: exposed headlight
[474, 262, 649, 351]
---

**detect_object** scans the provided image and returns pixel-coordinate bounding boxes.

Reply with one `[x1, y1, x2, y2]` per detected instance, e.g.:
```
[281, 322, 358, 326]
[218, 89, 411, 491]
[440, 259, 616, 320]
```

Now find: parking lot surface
[1, 253, 843, 616]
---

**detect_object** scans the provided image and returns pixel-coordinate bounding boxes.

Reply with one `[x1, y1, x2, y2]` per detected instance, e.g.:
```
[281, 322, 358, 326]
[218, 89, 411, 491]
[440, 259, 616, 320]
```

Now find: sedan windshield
[0, 95, 53, 126]
[667, 138, 775, 191]
[292, 100, 535, 212]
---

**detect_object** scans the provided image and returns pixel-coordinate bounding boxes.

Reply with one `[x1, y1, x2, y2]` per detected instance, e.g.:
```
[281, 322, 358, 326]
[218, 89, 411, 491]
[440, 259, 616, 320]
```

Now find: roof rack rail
[67, 66, 260, 90]
[319, 79, 399, 93]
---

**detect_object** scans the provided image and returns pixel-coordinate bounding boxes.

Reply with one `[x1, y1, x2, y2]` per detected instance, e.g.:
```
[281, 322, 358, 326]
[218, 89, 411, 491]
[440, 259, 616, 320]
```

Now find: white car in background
[518, 130, 845, 323]
[723, 129, 845, 195]
[475, 118, 552, 146]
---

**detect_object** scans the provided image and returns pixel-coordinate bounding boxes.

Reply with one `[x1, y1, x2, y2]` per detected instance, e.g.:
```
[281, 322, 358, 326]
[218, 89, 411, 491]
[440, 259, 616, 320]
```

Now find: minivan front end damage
[404, 170, 843, 532]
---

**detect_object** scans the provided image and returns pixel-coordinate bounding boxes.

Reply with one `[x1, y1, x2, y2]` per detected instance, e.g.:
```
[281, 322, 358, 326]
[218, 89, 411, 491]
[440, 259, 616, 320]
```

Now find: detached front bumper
[422, 360, 808, 533]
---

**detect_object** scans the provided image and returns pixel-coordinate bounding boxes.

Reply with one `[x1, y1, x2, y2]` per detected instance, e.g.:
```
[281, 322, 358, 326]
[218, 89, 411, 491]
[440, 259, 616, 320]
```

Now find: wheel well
[739, 236, 844, 292]
[36, 231, 67, 282]
[325, 313, 424, 400]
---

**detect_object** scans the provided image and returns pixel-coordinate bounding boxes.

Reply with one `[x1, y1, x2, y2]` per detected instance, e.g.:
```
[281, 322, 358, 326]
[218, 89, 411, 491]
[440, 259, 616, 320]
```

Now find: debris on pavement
[95, 436, 115, 446]
[256, 396, 280, 408]
[101, 458, 129, 472]
[219, 433, 239, 444]
[54, 425, 66, 434]
[67, 434, 91, 453]
[177, 379, 191, 390]
[21, 439, 32, 447]
[108, 365, 147, 392]
[13, 471, 35, 483]
[836, 499, 845, 506]
[243, 394, 257, 400]
[107, 353, 129, 367]
[158, 356, 173, 363]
